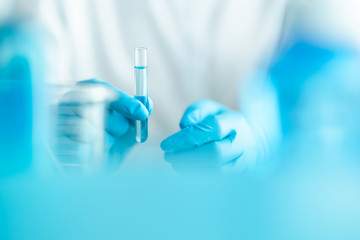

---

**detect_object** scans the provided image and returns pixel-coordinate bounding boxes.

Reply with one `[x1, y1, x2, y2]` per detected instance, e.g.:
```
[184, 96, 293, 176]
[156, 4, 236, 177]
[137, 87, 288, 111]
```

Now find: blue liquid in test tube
[134, 47, 148, 143]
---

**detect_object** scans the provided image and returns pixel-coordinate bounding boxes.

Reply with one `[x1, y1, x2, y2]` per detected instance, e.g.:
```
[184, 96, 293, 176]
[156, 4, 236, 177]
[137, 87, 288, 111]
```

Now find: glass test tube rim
[135, 47, 148, 67]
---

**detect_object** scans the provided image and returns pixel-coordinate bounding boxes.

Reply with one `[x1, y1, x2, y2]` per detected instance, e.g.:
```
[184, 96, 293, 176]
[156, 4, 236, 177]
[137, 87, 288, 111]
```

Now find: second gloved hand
[160, 99, 257, 173]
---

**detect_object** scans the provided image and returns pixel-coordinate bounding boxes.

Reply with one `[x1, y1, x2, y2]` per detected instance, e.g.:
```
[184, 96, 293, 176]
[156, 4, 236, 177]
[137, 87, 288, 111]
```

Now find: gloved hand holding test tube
[51, 47, 152, 173]
[134, 47, 149, 143]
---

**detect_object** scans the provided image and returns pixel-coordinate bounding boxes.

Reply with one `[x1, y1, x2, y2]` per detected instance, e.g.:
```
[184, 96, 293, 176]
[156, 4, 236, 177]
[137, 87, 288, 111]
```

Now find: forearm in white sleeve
[238, 70, 282, 168]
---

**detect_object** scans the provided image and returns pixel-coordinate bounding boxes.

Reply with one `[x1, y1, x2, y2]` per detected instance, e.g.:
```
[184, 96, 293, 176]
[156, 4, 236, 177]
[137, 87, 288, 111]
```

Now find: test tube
[134, 47, 148, 143]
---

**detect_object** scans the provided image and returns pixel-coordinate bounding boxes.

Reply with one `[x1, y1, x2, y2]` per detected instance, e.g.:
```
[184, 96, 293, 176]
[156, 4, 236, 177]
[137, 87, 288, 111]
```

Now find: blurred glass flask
[50, 84, 116, 174]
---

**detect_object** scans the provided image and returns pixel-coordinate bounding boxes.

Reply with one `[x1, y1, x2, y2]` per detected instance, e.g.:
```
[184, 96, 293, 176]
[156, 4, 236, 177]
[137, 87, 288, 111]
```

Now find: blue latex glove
[58, 79, 153, 167]
[161, 99, 256, 173]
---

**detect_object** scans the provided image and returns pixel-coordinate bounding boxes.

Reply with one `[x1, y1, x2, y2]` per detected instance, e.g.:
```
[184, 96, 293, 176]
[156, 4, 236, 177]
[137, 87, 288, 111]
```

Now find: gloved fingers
[77, 79, 151, 120]
[107, 95, 152, 137]
[179, 99, 227, 129]
[164, 134, 243, 169]
[109, 91, 149, 120]
[58, 79, 153, 145]
[106, 109, 130, 137]
[104, 131, 115, 151]
[147, 97, 154, 115]
[161, 111, 240, 153]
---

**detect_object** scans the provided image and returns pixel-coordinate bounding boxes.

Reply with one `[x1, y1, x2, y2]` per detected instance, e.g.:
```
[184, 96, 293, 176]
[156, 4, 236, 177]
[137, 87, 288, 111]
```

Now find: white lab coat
[3, 0, 360, 140]
[35, 0, 287, 140]
[2, 0, 359, 169]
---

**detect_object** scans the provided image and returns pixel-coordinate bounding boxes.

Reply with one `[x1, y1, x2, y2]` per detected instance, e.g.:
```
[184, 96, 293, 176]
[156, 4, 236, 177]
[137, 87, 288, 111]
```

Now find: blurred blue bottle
[0, 24, 43, 177]
[270, 40, 360, 166]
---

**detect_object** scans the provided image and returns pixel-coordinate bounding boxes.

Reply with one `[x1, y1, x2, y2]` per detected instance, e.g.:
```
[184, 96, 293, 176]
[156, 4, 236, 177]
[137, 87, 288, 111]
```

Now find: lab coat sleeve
[238, 70, 282, 168]
[278, 0, 360, 50]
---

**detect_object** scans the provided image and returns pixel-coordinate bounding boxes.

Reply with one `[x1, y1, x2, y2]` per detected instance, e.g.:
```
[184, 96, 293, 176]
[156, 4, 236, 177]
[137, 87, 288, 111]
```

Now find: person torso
[39, 0, 287, 137]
